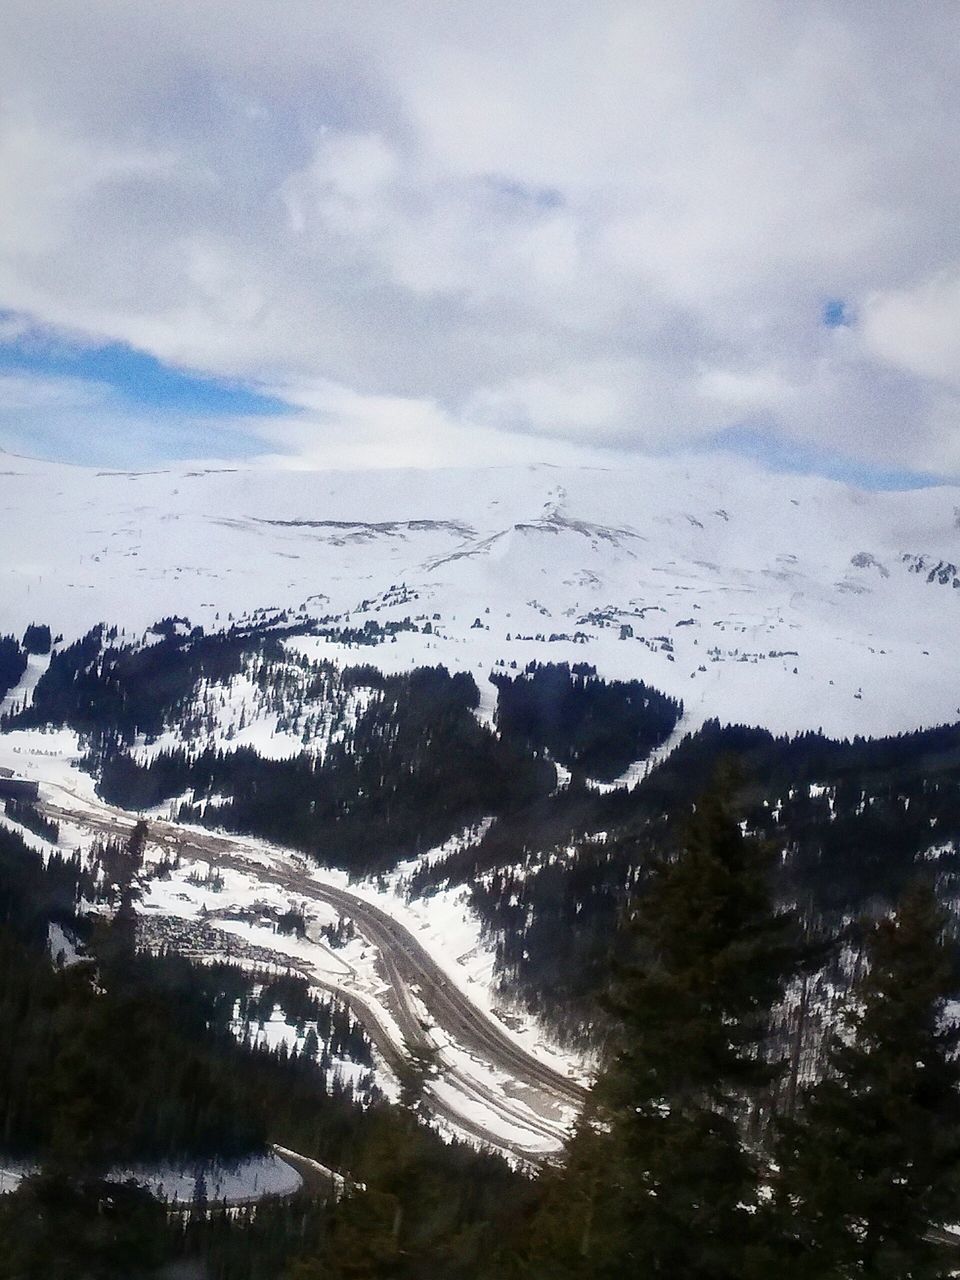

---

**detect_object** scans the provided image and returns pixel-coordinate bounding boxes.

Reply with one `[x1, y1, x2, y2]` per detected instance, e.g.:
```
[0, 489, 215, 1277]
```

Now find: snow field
[2, 720, 588, 1158]
[2, 453, 960, 740]
[0, 1155, 305, 1206]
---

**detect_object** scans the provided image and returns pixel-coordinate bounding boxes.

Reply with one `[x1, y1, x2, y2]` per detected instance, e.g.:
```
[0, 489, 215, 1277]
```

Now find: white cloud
[0, 371, 107, 411]
[0, 117, 183, 259]
[251, 379, 622, 470]
[862, 270, 960, 387]
[1, 1, 960, 472]
[0, 369, 257, 468]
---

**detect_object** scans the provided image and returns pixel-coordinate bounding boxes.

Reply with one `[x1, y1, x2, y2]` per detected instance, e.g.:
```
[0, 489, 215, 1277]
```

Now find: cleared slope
[2, 451, 960, 736]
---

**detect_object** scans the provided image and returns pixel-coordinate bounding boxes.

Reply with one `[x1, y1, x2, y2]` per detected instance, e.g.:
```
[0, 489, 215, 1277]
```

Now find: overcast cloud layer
[2, 1, 959, 474]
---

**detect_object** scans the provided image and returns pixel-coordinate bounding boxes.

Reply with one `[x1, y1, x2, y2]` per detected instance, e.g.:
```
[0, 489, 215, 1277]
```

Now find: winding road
[41, 788, 588, 1161]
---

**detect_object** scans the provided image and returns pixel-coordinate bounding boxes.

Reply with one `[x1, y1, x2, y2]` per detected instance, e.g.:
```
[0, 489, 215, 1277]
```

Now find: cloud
[1, 2, 960, 474]
[0, 371, 106, 412]
[862, 270, 960, 387]
[251, 378, 625, 470]
[0, 369, 262, 467]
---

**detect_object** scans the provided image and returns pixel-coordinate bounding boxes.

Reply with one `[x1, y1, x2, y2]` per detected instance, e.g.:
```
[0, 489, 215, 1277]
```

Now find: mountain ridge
[2, 452, 960, 738]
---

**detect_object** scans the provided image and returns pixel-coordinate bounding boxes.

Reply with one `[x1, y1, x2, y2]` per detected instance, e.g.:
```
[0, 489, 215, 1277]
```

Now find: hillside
[3, 456, 960, 1272]
[2, 450, 960, 738]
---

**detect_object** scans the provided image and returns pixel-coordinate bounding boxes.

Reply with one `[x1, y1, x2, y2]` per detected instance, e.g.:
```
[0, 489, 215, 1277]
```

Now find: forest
[96, 665, 555, 872]
[0, 819, 528, 1276]
[8, 619, 960, 1031]
[4, 622, 960, 1272]
[2, 778, 959, 1277]
[491, 661, 682, 780]
[409, 714, 960, 1038]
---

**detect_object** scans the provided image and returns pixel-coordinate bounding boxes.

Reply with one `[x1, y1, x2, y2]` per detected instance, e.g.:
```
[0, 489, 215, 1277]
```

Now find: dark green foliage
[471, 828, 635, 1041]
[173, 1196, 333, 1279]
[163, 1129, 529, 1280]
[0, 1173, 169, 1279]
[21, 623, 52, 656]
[772, 886, 960, 1278]
[523, 779, 799, 1278]
[100, 667, 554, 874]
[0, 1172, 346, 1280]
[408, 778, 652, 1040]
[604, 781, 798, 1106]
[640, 718, 960, 912]
[6, 624, 259, 743]
[493, 661, 682, 781]
[426, 715, 960, 1035]
[0, 930, 268, 1167]
[0, 634, 26, 701]
[4, 796, 59, 843]
[0, 823, 366, 1171]
[235, 974, 373, 1070]
[0, 823, 86, 946]
[312, 615, 421, 647]
[331, 1123, 519, 1277]
[526, 1106, 771, 1280]
[4, 626, 104, 732]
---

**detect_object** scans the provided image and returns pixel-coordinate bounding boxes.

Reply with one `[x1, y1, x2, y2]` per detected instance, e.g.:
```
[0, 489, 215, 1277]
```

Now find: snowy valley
[2, 450, 960, 738]
[4, 451, 960, 1172]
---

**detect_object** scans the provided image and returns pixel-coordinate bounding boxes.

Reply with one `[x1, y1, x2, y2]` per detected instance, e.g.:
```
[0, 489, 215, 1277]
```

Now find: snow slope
[2, 449, 960, 737]
[25, 739, 583, 1159]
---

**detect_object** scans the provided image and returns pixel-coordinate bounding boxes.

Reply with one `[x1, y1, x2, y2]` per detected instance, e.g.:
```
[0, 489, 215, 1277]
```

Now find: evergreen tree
[0, 1174, 169, 1279]
[526, 776, 799, 1277]
[773, 885, 960, 1278]
[21, 623, 52, 656]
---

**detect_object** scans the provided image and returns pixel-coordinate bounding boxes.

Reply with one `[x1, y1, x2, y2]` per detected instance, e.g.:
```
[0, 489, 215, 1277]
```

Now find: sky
[1, 2, 959, 483]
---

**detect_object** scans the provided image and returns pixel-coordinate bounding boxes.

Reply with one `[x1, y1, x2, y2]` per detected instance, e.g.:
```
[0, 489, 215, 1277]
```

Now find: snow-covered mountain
[2, 449, 960, 739]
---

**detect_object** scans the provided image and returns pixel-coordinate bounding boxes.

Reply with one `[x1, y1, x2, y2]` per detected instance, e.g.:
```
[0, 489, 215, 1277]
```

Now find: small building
[0, 777, 40, 802]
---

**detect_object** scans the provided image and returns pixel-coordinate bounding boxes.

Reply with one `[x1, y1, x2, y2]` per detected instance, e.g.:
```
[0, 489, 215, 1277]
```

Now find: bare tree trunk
[786, 972, 810, 1117]
[579, 1175, 597, 1259]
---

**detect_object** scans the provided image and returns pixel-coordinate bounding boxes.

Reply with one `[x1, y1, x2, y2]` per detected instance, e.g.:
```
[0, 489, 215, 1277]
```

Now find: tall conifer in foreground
[773, 885, 960, 1279]
[525, 776, 799, 1278]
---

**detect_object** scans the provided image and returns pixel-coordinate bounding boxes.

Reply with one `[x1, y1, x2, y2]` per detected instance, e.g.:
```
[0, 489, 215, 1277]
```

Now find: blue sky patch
[712, 424, 942, 491]
[821, 298, 852, 328]
[0, 313, 291, 418]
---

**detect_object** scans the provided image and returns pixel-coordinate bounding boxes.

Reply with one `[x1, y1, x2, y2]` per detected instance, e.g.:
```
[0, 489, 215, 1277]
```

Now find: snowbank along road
[40, 785, 588, 1163]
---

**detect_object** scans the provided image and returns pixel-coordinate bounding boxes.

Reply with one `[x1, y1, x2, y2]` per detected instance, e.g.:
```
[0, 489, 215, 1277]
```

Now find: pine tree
[773, 884, 960, 1279]
[526, 775, 799, 1278]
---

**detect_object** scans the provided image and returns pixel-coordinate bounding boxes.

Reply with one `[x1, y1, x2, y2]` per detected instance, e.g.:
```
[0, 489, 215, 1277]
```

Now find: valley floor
[1, 727, 589, 1164]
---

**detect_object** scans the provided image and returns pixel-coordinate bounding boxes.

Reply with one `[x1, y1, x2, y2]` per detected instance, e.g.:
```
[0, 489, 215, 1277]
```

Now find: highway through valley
[41, 788, 588, 1162]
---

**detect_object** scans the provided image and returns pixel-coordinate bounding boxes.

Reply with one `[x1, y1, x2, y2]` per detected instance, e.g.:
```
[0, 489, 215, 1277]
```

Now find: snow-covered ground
[1, 451, 960, 738]
[1, 652, 51, 717]
[136, 832, 586, 1158]
[131, 654, 380, 766]
[6, 729, 585, 1160]
[119, 1152, 303, 1205]
[5, 451, 960, 1161]
[0, 727, 95, 863]
[0, 1166, 25, 1195]
[0, 1152, 304, 1205]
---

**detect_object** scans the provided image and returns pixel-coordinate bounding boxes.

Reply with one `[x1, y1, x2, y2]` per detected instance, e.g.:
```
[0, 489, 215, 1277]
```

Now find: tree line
[3, 775, 960, 1276]
[512, 776, 960, 1278]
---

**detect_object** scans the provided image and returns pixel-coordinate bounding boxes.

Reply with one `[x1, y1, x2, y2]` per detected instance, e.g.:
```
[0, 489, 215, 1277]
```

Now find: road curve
[41, 791, 587, 1157]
